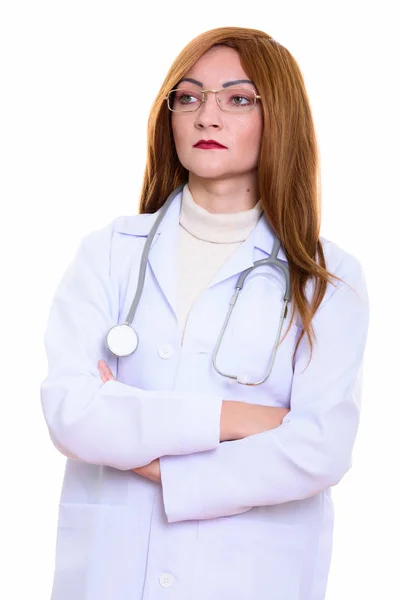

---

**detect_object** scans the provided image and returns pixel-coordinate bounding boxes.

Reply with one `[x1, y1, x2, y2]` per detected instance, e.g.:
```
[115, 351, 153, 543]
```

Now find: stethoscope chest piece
[106, 324, 138, 357]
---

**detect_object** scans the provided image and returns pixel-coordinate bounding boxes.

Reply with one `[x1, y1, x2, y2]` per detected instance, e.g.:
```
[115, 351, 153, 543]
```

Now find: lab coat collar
[114, 188, 287, 260]
[208, 214, 287, 289]
[114, 189, 288, 319]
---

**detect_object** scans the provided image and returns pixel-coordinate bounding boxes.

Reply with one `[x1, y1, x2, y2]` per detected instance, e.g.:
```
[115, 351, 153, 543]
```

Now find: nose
[194, 92, 223, 130]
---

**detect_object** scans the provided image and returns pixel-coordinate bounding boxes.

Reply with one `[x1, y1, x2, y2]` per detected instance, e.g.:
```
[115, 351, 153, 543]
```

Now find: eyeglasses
[165, 87, 262, 113]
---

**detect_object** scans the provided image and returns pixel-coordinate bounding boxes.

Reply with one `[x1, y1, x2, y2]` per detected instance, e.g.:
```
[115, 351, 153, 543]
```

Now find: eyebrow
[177, 77, 255, 88]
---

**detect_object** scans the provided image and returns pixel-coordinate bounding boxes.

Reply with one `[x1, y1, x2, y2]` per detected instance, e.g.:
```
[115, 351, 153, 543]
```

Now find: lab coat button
[159, 572, 175, 587]
[158, 344, 174, 359]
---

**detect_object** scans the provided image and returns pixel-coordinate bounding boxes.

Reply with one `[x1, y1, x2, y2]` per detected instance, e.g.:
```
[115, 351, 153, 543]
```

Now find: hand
[97, 359, 161, 484]
[98, 359, 116, 383]
[132, 458, 161, 484]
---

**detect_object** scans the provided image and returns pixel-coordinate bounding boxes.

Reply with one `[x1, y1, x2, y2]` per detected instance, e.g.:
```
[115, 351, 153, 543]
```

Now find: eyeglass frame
[165, 87, 262, 113]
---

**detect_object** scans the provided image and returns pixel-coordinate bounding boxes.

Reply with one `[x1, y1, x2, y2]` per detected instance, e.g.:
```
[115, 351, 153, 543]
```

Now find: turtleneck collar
[179, 183, 263, 243]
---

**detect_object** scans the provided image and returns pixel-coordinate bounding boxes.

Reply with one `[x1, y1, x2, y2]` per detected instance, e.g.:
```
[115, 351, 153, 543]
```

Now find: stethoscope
[105, 184, 291, 386]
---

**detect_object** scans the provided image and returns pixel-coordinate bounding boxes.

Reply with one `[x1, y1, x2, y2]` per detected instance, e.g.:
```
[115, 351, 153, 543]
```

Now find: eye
[176, 90, 200, 105]
[229, 94, 252, 106]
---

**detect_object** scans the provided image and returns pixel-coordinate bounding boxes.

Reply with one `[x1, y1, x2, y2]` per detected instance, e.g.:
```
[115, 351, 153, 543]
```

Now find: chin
[189, 170, 235, 182]
[185, 162, 236, 181]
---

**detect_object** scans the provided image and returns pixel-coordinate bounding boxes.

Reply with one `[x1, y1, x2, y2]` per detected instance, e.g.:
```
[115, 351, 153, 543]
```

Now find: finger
[97, 363, 107, 379]
[107, 369, 115, 380]
[98, 368, 108, 383]
[98, 360, 116, 380]
[98, 362, 111, 384]
[103, 361, 114, 378]
[98, 360, 105, 374]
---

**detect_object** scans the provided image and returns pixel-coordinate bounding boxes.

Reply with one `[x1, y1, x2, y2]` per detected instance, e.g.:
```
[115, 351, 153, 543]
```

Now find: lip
[193, 139, 227, 149]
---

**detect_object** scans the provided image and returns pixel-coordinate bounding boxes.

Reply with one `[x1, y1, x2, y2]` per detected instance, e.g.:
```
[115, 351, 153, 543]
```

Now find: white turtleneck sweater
[177, 183, 263, 340]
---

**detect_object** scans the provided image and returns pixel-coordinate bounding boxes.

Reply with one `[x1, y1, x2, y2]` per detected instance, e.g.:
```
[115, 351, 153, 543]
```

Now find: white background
[1, 1, 399, 598]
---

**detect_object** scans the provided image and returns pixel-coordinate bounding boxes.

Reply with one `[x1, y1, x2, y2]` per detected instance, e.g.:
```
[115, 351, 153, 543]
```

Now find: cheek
[171, 116, 189, 152]
[232, 115, 263, 157]
[171, 118, 179, 147]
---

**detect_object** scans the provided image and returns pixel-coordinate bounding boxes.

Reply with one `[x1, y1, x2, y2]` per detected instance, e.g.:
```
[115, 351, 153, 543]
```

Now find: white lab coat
[40, 188, 369, 600]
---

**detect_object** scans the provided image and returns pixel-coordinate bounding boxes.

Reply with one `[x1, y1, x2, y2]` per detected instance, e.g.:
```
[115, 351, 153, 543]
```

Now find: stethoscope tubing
[105, 184, 291, 385]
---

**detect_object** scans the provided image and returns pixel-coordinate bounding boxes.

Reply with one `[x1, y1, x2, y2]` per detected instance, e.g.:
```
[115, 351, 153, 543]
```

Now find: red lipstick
[193, 139, 227, 149]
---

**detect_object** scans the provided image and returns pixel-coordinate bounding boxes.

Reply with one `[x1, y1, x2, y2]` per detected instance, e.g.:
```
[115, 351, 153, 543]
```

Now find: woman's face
[170, 46, 263, 182]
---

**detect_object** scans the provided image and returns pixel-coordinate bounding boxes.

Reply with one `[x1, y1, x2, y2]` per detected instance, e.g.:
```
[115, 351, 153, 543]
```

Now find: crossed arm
[41, 231, 368, 522]
[97, 359, 289, 483]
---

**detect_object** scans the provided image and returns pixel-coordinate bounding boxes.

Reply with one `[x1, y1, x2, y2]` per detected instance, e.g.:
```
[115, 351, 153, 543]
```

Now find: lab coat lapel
[209, 211, 288, 288]
[115, 189, 288, 318]
[146, 191, 182, 320]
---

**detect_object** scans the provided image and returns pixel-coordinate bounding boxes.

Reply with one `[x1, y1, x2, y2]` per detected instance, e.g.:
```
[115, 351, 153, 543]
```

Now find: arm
[40, 225, 224, 470]
[98, 355, 288, 471]
[159, 255, 369, 522]
[220, 401, 290, 441]
[130, 399, 289, 482]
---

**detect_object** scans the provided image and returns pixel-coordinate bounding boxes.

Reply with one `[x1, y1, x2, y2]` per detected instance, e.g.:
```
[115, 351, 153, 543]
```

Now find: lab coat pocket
[51, 502, 148, 600]
[51, 503, 102, 599]
[196, 515, 309, 600]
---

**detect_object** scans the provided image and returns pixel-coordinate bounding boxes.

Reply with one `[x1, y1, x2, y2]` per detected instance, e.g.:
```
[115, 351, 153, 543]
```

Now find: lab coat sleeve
[159, 253, 369, 523]
[40, 224, 223, 470]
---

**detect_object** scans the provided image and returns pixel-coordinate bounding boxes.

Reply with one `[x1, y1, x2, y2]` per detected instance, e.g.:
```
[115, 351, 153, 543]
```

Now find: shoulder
[318, 236, 368, 309]
[78, 212, 156, 253]
[320, 236, 365, 280]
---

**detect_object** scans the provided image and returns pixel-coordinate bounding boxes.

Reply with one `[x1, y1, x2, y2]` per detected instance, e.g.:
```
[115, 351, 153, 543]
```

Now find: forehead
[177, 46, 255, 89]
[181, 46, 252, 86]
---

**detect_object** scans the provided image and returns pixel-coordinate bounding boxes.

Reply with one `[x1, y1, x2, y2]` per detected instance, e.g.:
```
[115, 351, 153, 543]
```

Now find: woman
[40, 26, 369, 600]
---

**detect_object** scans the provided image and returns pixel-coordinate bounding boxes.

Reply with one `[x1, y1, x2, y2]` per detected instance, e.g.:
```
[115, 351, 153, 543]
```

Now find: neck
[187, 172, 260, 213]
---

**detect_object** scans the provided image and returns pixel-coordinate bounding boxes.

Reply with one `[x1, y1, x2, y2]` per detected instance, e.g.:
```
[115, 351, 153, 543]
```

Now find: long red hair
[138, 26, 341, 365]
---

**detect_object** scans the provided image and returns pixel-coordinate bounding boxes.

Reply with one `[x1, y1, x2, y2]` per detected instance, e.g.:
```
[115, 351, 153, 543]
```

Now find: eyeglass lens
[168, 88, 256, 112]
